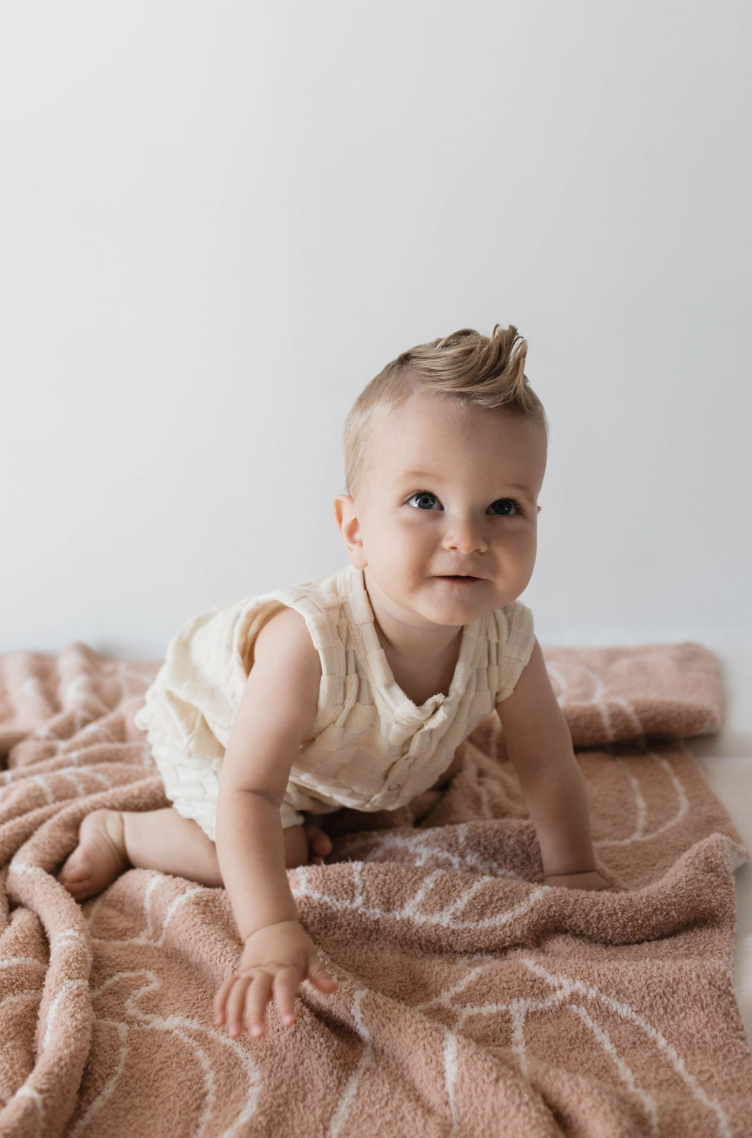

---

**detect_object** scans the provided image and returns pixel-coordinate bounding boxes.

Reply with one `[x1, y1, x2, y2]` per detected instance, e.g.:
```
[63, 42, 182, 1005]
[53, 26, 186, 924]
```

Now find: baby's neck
[373, 618, 463, 669]
[363, 570, 464, 666]
[374, 621, 463, 704]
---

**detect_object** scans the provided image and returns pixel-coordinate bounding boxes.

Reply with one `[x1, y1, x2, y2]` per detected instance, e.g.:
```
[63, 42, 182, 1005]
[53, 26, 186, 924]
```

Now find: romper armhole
[237, 600, 289, 675]
[494, 600, 536, 703]
[234, 580, 347, 728]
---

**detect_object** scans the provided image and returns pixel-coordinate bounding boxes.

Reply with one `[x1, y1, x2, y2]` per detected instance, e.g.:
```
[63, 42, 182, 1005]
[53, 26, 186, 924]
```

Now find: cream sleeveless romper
[134, 563, 536, 839]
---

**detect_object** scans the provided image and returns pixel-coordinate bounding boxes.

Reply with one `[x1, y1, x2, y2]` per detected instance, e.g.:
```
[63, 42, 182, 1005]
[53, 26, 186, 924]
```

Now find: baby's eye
[489, 498, 522, 516]
[407, 491, 439, 510]
[406, 492, 523, 516]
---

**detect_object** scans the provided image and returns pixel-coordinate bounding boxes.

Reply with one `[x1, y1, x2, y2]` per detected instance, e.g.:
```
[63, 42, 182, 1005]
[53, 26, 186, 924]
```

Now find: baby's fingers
[225, 974, 268, 1038]
[272, 965, 305, 1027]
[213, 974, 238, 1026]
[245, 972, 281, 1037]
[306, 954, 338, 994]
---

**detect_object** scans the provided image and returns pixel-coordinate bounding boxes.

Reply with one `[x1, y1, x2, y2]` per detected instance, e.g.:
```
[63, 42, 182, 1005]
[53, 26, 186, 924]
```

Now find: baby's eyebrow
[395, 470, 439, 484]
[394, 471, 534, 500]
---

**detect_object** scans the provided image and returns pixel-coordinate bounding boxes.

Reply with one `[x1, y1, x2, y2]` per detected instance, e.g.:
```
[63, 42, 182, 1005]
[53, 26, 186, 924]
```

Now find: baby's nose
[442, 524, 487, 555]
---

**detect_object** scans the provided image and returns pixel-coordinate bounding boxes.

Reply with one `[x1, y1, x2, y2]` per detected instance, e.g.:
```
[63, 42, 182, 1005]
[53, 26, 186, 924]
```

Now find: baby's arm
[213, 607, 337, 1038]
[496, 638, 611, 891]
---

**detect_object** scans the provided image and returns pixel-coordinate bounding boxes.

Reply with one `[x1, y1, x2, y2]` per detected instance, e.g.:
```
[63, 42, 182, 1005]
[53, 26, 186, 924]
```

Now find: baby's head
[334, 324, 549, 629]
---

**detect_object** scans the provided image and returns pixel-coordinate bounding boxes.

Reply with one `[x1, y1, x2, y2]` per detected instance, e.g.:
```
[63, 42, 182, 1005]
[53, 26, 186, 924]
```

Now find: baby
[58, 323, 611, 1041]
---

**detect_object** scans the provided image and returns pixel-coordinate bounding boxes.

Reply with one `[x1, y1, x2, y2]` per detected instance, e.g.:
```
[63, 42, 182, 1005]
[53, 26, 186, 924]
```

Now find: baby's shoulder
[254, 605, 322, 677]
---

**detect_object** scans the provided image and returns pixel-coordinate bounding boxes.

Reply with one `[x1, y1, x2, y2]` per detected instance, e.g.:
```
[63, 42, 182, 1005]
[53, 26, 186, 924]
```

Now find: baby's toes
[304, 824, 333, 861]
[61, 875, 91, 899]
[57, 808, 128, 901]
[59, 848, 90, 887]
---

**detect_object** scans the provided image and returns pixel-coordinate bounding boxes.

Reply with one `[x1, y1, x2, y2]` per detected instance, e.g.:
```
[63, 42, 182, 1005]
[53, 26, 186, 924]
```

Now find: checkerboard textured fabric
[133, 563, 536, 834]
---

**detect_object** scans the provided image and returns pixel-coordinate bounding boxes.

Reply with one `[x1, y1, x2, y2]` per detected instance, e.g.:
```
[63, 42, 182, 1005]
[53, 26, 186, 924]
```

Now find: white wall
[1, 0, 750, 659]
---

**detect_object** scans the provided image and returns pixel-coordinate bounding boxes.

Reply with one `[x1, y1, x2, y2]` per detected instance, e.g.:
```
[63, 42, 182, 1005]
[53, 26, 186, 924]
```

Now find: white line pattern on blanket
[0, 639, 750, 1136]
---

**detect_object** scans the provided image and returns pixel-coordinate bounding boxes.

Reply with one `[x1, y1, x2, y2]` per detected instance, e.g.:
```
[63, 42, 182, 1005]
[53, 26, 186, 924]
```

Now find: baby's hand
[544, 870, 613, 891]
[214, 919, 338, 1039]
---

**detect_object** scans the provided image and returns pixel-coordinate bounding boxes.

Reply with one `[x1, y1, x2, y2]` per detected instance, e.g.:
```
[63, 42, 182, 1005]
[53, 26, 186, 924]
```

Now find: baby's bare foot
[304, 822, 333, 866]
[58, 809, 130, 901]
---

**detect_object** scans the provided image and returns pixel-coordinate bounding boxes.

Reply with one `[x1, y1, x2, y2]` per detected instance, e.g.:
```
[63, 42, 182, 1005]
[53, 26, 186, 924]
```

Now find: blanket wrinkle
[0, 638, 750, 1138]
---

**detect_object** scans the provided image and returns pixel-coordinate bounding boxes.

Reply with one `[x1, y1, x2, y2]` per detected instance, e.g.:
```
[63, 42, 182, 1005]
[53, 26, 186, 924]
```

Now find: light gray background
[1, 0, 749, 658]
[1, 0, 751, 1041]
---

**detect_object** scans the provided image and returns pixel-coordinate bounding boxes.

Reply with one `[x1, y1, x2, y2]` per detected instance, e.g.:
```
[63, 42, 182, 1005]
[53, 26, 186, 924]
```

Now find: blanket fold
[0, 638, 750, 1138]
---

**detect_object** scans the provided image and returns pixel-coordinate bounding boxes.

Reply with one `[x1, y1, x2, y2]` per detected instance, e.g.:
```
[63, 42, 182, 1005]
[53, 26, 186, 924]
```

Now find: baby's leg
[58, 807, 331, 902]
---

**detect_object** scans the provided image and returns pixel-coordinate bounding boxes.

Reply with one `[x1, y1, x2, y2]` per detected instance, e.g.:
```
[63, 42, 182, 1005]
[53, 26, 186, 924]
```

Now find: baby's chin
[370, 571, 505, 625]
[413, 577, 497, 619]
[423, 576, 528, 617]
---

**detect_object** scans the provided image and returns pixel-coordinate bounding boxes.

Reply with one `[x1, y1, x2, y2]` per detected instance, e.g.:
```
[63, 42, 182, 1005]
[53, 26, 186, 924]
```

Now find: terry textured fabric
[133, 563, 536, 834]
[1, 639, 751, 1137]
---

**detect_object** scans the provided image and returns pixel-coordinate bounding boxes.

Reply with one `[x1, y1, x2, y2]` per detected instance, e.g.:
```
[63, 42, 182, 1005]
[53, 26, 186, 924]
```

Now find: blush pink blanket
[0, 640, 750, 1137]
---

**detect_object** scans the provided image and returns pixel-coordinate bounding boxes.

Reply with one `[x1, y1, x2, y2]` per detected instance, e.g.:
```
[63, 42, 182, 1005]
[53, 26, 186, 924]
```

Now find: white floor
[686, 640, 752, 1048]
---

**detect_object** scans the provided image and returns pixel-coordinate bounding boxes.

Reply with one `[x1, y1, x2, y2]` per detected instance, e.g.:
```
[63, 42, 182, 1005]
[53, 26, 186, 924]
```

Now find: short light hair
[342, 324, 548, 501]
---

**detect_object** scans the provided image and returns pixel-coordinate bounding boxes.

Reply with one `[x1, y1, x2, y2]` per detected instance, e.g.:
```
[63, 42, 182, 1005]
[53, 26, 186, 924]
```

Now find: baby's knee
[283, 823, 309, 869]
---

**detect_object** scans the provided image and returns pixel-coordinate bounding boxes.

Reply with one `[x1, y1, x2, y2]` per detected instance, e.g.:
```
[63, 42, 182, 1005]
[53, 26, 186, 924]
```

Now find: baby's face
[336, 390, 547, 629]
